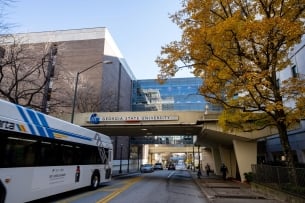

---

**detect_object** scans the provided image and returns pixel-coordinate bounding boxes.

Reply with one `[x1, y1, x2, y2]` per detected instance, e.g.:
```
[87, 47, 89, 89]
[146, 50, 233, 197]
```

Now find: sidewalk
[189, 170, 283, 203]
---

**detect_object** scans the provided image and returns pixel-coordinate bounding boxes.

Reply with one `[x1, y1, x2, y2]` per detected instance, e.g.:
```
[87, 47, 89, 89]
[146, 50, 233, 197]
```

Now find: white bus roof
[0, 99, 112, 149]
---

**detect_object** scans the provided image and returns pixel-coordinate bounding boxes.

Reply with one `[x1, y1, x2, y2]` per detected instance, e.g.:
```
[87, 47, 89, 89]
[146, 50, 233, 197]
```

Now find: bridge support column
[219, 146, 237, 179]
[233, 140, 257, 182]
[210, 147, 221, 176]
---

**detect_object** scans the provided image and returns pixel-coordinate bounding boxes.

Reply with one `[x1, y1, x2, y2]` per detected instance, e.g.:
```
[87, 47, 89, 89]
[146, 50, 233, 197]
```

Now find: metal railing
[251, 164, 305, 198]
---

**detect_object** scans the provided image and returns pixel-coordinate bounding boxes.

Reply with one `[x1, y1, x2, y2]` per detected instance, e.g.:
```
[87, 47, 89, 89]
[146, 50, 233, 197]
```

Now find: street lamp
[71, 60, 112, 123]
[193, 145, 195, 172]
[119, 144, 123, 174]
[197, 145, 201, 171]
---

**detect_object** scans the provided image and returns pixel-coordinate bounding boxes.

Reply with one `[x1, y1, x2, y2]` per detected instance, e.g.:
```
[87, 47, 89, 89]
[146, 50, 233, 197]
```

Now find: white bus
[0, 99, 113, 203]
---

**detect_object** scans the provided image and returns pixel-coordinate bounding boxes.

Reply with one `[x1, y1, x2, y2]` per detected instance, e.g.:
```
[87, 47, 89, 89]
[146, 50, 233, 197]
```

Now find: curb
[189, 171, 215, 202]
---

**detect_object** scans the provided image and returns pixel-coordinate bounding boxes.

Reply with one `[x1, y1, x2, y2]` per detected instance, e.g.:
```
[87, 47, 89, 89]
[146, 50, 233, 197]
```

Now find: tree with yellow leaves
[156, 0, 305, 184]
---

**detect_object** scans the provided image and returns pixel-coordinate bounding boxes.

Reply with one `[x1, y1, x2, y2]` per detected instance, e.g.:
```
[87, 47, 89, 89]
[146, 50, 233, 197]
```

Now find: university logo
[89, 113, 100, 124]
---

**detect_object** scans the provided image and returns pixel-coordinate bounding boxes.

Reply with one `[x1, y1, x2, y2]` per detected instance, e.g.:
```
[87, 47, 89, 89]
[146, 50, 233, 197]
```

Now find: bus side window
[83, 145, 101, 164]
[74, 146, 82, 165]
[62, 144, 73, 165]
[40, 141, 58, 166]
[0, 137, 9, 167]
[24, 145, 35, 166]
[6, 138, 25, 167]
[40, 144, 48, 166]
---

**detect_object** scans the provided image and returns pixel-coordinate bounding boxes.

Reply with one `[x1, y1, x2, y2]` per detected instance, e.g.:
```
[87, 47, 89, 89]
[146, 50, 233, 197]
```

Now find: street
[37, 170, 207, 203]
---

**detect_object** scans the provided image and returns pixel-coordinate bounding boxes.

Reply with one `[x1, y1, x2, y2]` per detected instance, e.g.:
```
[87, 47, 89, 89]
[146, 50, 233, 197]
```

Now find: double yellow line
[97, 176, 143, 203]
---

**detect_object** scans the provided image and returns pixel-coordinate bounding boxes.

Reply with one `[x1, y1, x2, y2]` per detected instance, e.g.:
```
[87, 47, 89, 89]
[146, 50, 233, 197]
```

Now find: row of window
[0, 130, 110, 167]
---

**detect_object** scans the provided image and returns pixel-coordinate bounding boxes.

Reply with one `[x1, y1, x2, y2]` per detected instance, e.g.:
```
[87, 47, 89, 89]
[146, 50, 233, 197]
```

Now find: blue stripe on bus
[26, 109, 47, 137]
[16, 104, 91, 142]
[45, 128, 55, 139]
[37, 112, 54, 138]
[16, 105, 36, 135]
[36, 112, 91, 141]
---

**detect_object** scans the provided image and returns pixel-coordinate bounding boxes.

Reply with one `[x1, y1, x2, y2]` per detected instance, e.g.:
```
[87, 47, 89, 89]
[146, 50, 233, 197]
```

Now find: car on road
[154, 163, 163, 170]
[175, 163, 186, 170]
[140, 164, 154, 173]
[167, 163, 175, 170]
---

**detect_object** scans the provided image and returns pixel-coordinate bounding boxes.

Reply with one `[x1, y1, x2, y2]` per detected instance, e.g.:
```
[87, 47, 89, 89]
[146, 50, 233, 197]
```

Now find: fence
[251, 164, 305, 198]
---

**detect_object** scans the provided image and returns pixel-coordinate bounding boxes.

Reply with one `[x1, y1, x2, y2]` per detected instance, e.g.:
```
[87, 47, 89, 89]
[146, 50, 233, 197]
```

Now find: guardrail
[251, 164, 305, 198]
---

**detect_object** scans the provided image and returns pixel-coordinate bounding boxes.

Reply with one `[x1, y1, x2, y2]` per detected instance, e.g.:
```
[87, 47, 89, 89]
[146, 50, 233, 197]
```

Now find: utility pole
[41, 44, 57, 114]
[119, 144, 123, 174]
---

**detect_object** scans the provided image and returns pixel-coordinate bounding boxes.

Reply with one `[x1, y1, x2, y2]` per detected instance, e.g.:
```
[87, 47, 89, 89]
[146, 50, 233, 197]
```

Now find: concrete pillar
[219, 146, 236, 179]
[202, 148, 215, 173]
[233, 140, 257, 182]
[211, 147, 222, 175]
[143, 144, 149, 164]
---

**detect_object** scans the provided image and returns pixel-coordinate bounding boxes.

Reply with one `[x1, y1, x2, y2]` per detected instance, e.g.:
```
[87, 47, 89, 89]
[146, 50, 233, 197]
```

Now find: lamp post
[197, 145, 201, 172]
[119, 144, 123, 174]
[117, 62, 122, 111]
[71, 60, 112, 123]
[193, 145, 195, 172]
[127, 136, 130, 173]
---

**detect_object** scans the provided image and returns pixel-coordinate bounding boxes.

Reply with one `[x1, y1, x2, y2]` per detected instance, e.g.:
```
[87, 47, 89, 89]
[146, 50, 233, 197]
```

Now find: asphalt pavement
[189, 170, 283, 203]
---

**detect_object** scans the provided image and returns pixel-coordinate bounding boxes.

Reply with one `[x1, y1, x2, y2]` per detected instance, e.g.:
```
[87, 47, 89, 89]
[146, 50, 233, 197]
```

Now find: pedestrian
[197, 167, 202, 179]
[220, 163, 228, 180]
[205, 163, 211, 176]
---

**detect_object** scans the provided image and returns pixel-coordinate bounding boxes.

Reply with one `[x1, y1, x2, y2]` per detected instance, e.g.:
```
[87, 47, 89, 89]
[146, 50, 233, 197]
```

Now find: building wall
[10, 27, 134, 162]
[261, 38, 305, 165]
[101, 59, 133, 112]
[11, 27, 134, 115]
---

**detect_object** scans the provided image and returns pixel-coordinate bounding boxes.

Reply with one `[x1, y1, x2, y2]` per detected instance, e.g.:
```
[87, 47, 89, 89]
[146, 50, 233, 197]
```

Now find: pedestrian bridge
[70, 110, 279, 181]
[72, 111, 277, 141]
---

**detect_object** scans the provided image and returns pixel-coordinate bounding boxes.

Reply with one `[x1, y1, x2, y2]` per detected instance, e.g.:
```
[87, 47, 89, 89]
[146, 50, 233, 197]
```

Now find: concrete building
[11, 27, 135, 114]
[10, 27, 135, 163]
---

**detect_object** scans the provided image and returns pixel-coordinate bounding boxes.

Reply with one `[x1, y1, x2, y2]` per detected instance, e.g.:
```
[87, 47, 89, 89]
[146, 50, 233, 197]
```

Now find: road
[40, 170, 208, 203]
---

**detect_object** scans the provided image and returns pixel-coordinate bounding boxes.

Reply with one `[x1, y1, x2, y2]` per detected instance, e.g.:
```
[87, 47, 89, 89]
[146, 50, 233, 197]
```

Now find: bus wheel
[90, 171, 100, 190]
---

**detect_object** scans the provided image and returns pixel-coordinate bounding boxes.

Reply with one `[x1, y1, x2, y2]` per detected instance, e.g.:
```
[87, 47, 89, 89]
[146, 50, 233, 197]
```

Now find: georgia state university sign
[88, 113, 178, 124]
[89, 113, 100, 124]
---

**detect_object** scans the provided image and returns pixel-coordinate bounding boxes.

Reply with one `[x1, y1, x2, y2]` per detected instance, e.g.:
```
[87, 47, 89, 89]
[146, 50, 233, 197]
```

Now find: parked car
[154, 163, 163, 170]
[168, 163, 176, 170]
[175, 163, 186, 170]
[140, 164, 154, 173]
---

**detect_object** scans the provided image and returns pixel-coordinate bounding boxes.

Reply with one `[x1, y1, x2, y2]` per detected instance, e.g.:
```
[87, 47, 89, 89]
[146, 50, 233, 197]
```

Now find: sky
[4, 0, 194, 79]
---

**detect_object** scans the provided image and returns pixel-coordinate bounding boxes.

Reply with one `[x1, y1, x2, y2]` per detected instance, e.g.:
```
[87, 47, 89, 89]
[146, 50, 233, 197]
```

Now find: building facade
[132, 77, 203, 145]
[258, 37, 305, 166]
[8, 28, 135, 164]
[132, 77, 206, 111]
[11, 27, 135, 115]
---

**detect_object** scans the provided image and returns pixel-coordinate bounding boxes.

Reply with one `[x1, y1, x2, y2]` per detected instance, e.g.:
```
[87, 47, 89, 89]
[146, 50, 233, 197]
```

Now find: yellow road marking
[97, 176, 142, 203]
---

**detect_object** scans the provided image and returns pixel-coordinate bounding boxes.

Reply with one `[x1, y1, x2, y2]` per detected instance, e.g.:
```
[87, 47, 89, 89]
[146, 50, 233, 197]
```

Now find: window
[0, 129, 108, 167]
[291, 65, 298, 78]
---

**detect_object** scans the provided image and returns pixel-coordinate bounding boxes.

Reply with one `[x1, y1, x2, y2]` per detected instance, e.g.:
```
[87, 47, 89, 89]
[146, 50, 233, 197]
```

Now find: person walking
[197, 167, 202, 179]
[220, 163, 228, 180]
[205, 163, 211, 176]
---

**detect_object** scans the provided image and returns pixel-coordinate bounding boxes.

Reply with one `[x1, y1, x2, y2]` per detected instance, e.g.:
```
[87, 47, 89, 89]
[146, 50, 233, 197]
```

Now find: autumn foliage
[156, 0, 305, 181]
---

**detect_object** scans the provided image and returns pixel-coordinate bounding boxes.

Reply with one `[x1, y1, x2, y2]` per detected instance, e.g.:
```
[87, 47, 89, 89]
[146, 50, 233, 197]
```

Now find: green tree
[156, 0, 305, 184]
